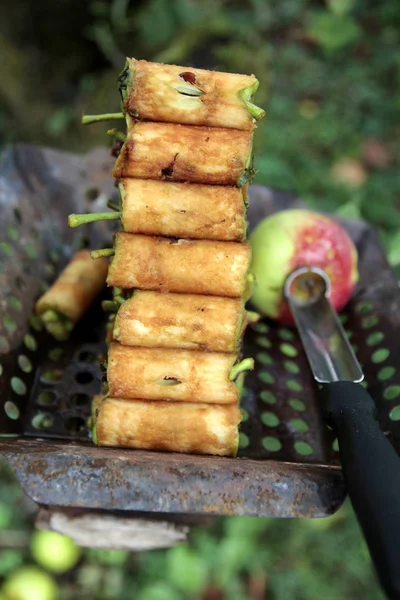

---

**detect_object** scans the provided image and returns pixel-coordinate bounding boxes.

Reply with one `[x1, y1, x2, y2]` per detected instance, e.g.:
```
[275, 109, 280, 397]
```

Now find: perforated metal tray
[0, 144, 399, 519]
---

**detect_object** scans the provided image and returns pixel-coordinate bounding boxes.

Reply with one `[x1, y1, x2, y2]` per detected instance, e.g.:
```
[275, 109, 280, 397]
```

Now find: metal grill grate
[0, 145, 399, 518]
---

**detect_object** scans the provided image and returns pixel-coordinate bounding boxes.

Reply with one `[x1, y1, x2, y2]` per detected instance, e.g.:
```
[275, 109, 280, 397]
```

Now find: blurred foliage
[0, 0, 399, 597]
[0, 458, 386, 599]
[0, 0, 399, 262]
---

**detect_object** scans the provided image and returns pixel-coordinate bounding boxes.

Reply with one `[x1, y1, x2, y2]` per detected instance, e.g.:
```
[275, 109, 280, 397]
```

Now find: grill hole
[18, 355, 32, 373]
[255, 337, 271, 349]
[280, 343, 298, 358]
[256, 352, 273, 365]
[252, 322, 269, 334]
[284, 360, 300, 374]
[41, 369, 63, 384]
[13, 208, 22, 223]
[11, 377, 27, 395]
[25, 243, 38, 259]
[0, 364, 2, 377]
[332, 438, 339, 452]
[286, 379, 303, 392]
[261, 412, 280, 427]
[278, 328, 294, 341]
[7, 225, 18, 241]
[24, 334, 37, 352]
[361, 315, 378, 329]
[32, 413, 54, 430]
[289, 399, 306, 411]
[389, 406, 400, 421]
[9, 296, 22, 312]
[78, 351, 98, 363]
[372, 348, 390, 364]
[258, 371, 275, 385]
[239, 432, 249, 449]
[70, 393, 91, 407]
[356, 302, 373, 314]
[3, 315, 16, 333]
[48, 348, 65, 362]
[294, 441, 313, 456]
[366, 331, 384, 346]
[384, 386, 400, 400]
[65, 417, 85, 432]
[260, 390, 277, 404]
[49, 250, 60, 264]
[75, 372, 94, 385]
[37, 391, 57, 406]
[45, 263, 56, 277]
[15, 276, 26, 291]
[0, 336, 10, 353]
[0, 241, 13, 256]
[290, 418, 309, 432]
[262, 437, 282, 452]
[378, 367, 395, 381]
[29, 316, 43, 332]
[4, 401, 19, 420]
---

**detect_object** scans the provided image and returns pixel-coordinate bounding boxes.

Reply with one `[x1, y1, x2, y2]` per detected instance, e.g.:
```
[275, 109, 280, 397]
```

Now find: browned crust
[113, 122, 252, 185]
[35, 250, 109, 322]
[125, 58, 257, 131]
[96, 397, 241, 457]
[107, 342, 239, 403]
[113, 290, 244, 352]
[121, 179, 246, 241]
[106, 233, 251, 298]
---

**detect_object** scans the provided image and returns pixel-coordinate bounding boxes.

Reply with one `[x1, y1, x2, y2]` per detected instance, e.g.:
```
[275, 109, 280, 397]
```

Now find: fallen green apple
[249, 209, 359, 324]
[31, 530, 81, 574]
[1, 566, 57, 600]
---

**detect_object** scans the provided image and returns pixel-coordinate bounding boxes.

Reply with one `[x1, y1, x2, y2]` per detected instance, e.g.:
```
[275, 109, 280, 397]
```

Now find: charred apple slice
[118, 58, 264, 130]
[69, 179, 247, 242]
[93, 398, 242, 457]
[113, 122, 253, 186]
[105, 233, 251, 298]
[35, 250, 109, 340]
[112, 290, 246, 352]
[107, 343, 253, 403]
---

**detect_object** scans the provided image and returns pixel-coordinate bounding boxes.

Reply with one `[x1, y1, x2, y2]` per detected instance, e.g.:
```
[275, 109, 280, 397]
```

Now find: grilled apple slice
[113, 121, 253, 186]
[113, 290, 245, 352]
[119, 58, 264, 130]
[106, 343, 251, 403]
[35, 250, 108, 340]
[69, 178, 247, 242]
[106, 233, 251, 298]
[93, 397, 242, 457]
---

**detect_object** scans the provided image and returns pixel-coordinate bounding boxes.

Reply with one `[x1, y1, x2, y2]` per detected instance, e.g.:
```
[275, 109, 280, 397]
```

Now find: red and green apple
[249, 209, 359, 324]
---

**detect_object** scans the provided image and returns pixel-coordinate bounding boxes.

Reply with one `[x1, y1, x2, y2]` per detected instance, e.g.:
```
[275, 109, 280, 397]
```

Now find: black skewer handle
[320, 381, 400, 600]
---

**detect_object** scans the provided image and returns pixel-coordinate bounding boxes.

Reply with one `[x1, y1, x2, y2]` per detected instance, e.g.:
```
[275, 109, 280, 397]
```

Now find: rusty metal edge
[0, 438, 345, 518]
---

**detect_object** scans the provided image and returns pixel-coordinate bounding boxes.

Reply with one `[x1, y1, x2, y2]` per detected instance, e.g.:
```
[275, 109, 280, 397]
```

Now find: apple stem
[246, 311, 261, 323]
[90, 248, 115, 259]
[230, 358, 254, 381]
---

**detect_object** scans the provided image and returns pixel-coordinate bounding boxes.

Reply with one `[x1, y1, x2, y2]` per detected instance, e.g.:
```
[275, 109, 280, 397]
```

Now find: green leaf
[387, 230, 400, 265]
[136, 582, 182, 600]
[0, 502, 13, 529]
[307, 12, 362, 51]
[335, 200, 361, 219]
[328, 0, 357, 16]
[167, 544, 208, 595]
[0, 550, 23, 576]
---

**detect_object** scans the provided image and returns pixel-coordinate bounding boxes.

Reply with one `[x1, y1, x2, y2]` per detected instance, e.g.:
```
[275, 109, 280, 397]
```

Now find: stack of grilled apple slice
[70, 58, 265, 457]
